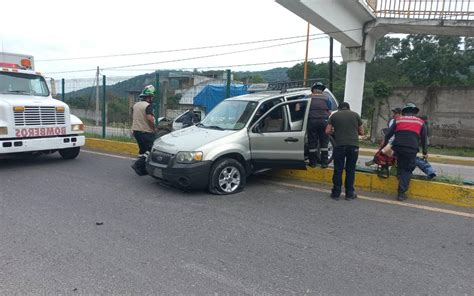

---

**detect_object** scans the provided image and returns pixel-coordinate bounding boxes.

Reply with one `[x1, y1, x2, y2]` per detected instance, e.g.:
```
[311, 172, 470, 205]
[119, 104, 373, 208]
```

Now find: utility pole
[303, 22, 310, 87]
[329, 37, 334, 92]
[102, 75, 106, 138]
[95, 66, 99, 126]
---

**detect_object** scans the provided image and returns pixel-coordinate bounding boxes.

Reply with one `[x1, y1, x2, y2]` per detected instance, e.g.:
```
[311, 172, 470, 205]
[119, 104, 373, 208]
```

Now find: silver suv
[145, 89, 338, 194]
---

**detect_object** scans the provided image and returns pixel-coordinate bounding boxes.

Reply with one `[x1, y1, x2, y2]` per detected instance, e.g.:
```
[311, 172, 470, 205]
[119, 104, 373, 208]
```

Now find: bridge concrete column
[341, 34, 377, 115]
[344, 60, 366, 115]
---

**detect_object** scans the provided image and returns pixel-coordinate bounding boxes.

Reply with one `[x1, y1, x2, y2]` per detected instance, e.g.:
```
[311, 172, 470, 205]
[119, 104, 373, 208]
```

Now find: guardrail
[365, 0, 474, 20]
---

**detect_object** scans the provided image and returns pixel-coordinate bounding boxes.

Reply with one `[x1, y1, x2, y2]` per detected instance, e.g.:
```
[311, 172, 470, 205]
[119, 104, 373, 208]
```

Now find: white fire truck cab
[0, 52, 85, 159]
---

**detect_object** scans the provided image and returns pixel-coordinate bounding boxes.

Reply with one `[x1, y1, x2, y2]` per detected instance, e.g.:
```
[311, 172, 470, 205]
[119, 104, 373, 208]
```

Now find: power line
[36, 33, 325, 62]
[106, 56, 343, 72]
[45, 36, 329, 74]
[53, 56, 343, 79]
[44, 19, 431, 75]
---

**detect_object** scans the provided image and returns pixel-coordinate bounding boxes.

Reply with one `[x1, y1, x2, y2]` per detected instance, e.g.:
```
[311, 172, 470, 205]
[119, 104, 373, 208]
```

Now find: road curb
[85, 138, 138, 156]
[84, 137, 473, 208]
[274, 168, 473, 208]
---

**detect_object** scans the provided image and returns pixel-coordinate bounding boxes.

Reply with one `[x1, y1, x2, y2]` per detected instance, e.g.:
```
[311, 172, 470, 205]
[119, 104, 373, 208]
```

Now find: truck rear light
[13, 106, 25, 112]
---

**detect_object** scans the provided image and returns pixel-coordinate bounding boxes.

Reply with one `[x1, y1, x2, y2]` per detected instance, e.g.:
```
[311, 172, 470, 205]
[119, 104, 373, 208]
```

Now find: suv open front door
[248, 99, 310, 170]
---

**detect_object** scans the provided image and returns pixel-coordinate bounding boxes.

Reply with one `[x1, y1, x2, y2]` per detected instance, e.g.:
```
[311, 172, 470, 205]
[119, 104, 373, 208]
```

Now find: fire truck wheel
[59, 147, 80, 159]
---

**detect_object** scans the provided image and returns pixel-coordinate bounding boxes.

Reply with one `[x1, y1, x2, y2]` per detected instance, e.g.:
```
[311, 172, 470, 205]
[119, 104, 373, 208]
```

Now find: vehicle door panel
[249, 99, 310, 170]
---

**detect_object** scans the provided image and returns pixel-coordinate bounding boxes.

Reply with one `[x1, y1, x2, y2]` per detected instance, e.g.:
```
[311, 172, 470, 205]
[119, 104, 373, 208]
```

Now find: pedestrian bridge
[276, 0, 474, 114]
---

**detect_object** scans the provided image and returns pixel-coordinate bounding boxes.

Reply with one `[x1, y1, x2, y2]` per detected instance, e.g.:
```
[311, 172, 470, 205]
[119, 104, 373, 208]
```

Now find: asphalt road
[0, 151, 473, 294]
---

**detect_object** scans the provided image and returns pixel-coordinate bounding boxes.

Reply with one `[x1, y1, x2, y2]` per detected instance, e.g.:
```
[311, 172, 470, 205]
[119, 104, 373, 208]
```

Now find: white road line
[266, 180, 474, 219]
[82, 149, 135, 160]
[81, 149, 473, 218]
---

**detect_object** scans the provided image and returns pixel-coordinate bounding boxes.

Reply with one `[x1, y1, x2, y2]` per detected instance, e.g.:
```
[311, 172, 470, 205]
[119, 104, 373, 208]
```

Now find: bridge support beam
[340, 33, 377, 115]
[343, 60, 366, 115]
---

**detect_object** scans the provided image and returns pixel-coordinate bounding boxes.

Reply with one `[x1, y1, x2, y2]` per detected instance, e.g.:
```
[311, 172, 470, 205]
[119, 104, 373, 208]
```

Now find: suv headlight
[71, 124, 85, 132]
[0, 127, 7, 135]
[176, 151, 203, 164]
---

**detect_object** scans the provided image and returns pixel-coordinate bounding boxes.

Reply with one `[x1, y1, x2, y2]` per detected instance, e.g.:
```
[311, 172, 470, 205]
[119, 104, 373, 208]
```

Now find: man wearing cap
[307, 82, 332, 168]
[132, 85, 156, 154]
[389, 107, 402, 128]
[382, 103, 428, 201]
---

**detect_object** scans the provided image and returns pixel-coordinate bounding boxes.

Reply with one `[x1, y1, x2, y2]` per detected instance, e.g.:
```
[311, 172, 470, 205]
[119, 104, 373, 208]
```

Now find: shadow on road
[0, 154, 65, 170]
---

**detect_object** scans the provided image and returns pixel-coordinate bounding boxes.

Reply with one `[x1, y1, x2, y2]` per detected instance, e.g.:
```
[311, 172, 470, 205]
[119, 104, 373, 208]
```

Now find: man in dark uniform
[382, 103, 428, 201]
[307, 82, 332, 168]
[131, 85, 156, 155]
[325, 102, 364, 200]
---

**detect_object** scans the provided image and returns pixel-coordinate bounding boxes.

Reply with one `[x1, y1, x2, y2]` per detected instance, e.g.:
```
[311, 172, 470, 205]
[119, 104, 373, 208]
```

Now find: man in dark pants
[325, 102, 364, 200]
[131, 85, 156, 155]
[307, 82, 332, 168]
[382, 103, 428, 201]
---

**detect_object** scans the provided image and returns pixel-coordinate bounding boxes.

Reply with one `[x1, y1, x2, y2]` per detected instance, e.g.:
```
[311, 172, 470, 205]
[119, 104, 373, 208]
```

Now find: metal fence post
[102, 75, 106, 138]
[154, 72, 160, 125]
[226, 69, 231, 98]
[61, 78, 65, 102]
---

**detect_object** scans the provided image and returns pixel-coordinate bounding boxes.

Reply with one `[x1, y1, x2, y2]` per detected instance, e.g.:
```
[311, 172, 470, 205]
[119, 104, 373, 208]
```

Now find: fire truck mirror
[50, 78, 57, 97]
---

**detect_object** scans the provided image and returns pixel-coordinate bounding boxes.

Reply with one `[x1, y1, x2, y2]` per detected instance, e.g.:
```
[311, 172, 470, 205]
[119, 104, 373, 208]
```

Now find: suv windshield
[199, 100, 258, 130]
[0, 72, 50, 97]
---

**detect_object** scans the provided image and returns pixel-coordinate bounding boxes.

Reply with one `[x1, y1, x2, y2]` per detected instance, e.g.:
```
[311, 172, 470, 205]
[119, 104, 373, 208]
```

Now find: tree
[394, 35, 469, 86]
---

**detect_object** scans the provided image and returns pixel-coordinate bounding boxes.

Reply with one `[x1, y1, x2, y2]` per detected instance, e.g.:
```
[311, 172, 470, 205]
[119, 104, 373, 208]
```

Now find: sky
[0, 0, 342, 80]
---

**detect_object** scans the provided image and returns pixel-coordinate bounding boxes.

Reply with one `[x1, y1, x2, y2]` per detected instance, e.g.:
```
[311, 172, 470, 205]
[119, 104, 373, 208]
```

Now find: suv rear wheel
[208, 158, 246, 195]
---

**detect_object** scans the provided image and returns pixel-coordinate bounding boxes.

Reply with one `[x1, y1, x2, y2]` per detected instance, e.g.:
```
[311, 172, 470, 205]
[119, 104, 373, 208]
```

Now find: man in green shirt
[325, 102, 364, 200]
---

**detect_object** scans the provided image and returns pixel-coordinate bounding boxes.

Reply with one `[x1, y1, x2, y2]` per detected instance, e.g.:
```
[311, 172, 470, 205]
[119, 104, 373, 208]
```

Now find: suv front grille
[14, 106, 66, 126]
[151, 150, 174, 165]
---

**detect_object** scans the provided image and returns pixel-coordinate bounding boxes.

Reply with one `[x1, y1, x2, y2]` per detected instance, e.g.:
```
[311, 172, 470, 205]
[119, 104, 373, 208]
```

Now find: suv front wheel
[208, 158, 246, 195]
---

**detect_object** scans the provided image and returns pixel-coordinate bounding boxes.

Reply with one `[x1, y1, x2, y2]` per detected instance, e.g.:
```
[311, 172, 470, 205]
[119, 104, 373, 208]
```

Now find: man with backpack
[382, 103, 428, 201]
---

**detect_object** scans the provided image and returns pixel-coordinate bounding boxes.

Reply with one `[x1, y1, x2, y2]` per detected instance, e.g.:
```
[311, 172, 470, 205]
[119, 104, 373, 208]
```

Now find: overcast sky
[0, 0, 343, 79]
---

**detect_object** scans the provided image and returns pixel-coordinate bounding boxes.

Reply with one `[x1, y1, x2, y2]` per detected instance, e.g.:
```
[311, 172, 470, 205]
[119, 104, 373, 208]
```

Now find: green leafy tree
[394, 35, 468, 86]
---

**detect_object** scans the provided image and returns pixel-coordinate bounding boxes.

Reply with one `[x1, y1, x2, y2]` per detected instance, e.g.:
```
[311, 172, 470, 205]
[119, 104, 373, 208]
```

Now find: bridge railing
[365, 0, 474, 20]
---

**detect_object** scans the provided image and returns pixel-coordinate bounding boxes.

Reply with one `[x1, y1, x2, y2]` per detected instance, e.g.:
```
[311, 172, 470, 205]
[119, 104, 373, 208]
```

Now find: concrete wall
[371, 86, 474, 148]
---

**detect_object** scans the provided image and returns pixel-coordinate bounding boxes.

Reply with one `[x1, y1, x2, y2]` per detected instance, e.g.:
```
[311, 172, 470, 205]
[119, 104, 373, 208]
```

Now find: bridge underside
[276, 0, 474, 115]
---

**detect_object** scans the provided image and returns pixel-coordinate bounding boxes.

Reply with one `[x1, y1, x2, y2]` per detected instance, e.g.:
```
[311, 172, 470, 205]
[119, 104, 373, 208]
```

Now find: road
[1, 151, 472, 294]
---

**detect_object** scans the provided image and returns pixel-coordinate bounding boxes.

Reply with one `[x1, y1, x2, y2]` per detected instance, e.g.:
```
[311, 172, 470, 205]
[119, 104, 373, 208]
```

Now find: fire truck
[0, 52, 85, 159]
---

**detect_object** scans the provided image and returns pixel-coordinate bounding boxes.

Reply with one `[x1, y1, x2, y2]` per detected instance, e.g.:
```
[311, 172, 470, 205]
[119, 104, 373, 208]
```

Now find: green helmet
[139, 85, 155, 98]
[402, 102, 419, 114]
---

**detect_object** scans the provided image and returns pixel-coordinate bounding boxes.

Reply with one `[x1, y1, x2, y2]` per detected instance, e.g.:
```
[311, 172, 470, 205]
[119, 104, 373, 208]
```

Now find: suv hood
[154, 126, 236, 154]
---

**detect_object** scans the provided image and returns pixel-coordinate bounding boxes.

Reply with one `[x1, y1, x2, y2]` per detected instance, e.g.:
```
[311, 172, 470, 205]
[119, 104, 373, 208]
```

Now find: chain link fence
[51, 75, 136, 138]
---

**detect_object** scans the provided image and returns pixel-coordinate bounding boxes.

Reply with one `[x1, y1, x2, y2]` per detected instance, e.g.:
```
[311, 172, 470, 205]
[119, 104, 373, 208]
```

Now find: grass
[359, 140, 474, 158]
[85, 132, 136, 143]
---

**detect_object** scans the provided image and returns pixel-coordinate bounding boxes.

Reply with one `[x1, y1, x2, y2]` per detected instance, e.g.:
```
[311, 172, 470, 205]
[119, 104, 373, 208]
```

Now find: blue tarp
[193, 84, 248, 113]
